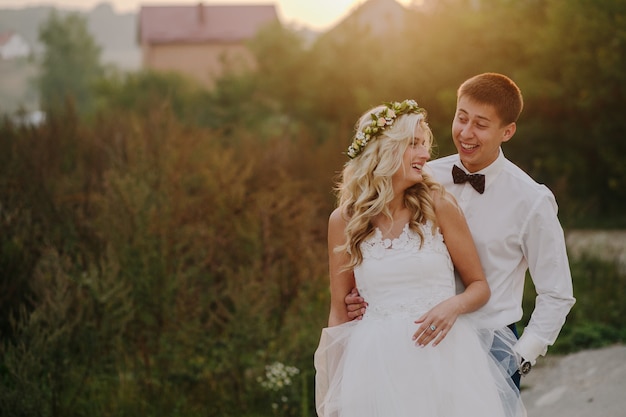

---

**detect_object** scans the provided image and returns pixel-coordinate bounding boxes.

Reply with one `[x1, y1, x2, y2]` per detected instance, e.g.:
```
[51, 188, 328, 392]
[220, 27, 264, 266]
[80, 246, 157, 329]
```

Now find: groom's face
[451, 96, 516, 173]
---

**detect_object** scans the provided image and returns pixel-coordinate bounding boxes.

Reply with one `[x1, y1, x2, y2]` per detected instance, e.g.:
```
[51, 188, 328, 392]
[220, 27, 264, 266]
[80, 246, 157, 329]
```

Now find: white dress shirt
[428, 149, 576, 364]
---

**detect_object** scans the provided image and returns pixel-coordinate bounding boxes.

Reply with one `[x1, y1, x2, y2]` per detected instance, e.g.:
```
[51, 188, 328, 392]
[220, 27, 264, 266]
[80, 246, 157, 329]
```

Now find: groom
[345, 73, 576, 388]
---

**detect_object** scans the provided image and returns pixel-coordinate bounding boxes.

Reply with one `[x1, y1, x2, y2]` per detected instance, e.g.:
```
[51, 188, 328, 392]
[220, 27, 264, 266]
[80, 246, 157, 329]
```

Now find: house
[137, 3, 279, 88]
[330, 0, 408, 37]
[0, 31, 31, 60]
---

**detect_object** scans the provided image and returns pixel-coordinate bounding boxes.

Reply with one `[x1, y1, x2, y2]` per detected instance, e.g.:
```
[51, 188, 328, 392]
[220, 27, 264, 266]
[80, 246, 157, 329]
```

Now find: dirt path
[520, 344, 626, 417]
[565, 230, 626, 273]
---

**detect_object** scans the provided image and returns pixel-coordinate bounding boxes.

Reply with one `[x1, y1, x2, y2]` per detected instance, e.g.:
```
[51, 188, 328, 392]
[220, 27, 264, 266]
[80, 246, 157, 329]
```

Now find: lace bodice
[355, 221, 455, 320]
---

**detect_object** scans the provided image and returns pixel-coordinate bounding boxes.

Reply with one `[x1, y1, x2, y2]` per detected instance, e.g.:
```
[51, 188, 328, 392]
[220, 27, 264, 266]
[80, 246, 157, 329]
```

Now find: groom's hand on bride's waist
[345, 287, 367, 320]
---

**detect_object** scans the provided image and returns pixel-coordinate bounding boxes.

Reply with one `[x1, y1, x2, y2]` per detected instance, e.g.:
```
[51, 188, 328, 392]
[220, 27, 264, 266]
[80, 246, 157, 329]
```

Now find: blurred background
[1, 0, 625, 416]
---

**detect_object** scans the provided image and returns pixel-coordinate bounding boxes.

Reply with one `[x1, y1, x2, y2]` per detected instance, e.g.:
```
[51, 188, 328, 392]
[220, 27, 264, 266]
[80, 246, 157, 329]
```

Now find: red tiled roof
[138, 3, 279, 44]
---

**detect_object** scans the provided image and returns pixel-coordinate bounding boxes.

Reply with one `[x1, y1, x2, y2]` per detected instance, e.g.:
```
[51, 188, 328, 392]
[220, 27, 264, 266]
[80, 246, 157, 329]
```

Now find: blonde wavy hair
[335, 103, 446, 269]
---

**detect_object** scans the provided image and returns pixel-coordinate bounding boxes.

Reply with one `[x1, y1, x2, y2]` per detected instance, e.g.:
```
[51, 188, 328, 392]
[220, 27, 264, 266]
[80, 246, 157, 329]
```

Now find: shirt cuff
[513, 332, 547, 365]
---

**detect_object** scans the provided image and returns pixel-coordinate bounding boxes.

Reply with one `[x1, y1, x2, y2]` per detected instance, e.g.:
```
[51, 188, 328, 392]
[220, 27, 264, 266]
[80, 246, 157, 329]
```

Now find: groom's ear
[501, 122, 516, 143]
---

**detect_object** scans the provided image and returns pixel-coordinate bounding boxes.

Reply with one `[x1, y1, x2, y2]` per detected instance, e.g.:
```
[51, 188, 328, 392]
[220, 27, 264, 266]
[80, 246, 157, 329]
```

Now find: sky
[0, 0, 415, 31]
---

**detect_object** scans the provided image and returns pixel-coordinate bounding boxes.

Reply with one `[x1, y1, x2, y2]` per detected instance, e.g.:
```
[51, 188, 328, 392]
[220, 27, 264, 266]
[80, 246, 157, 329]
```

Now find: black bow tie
[452, 165, 485, 194]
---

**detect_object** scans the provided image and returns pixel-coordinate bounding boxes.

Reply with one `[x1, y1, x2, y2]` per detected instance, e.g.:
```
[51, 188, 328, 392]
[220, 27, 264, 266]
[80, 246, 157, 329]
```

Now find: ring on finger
[429, 324, 437, 331]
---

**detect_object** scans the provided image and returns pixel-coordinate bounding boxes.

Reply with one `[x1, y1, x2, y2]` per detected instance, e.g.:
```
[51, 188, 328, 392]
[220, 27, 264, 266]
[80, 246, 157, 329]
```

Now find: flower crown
[347, 99, 426, 159]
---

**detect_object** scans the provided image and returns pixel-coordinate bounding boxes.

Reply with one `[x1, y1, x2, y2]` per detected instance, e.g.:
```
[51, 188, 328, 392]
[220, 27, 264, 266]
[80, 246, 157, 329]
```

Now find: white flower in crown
[346, 99, 426, 159]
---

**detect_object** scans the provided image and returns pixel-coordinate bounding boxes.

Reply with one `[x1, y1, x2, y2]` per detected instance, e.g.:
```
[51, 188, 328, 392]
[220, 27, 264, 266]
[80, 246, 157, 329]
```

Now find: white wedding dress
[314, 221, 526, 417]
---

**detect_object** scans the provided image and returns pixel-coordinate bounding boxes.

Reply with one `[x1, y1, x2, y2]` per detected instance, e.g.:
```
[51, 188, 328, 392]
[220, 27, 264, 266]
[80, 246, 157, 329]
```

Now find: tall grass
[0, 103, 334, 416]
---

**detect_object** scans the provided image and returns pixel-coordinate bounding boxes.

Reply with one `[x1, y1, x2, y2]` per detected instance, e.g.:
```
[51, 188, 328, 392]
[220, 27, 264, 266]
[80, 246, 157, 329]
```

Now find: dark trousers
[506, 323, 521, 390]
[490, 323, 521, 391]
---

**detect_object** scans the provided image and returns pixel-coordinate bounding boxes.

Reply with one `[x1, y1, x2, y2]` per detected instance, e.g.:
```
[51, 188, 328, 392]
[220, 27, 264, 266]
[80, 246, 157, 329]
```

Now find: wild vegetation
[1, 0, 625, 416]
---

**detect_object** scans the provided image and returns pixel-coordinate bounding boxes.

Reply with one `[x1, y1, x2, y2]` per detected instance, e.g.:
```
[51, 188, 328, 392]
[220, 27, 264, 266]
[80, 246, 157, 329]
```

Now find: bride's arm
[327, 208, 356, 327]
[412, 191, 490, 346]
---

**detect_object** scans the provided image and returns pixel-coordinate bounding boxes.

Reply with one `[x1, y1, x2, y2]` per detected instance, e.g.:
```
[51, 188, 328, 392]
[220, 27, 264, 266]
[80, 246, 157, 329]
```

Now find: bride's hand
[412, 297, 462, 347]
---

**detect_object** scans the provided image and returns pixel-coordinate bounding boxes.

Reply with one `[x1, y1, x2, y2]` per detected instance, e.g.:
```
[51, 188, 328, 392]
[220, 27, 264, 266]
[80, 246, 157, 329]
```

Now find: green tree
[509, 0, 626, 224]
[246, 22, 309, 119]
[37, 10, 104, 116]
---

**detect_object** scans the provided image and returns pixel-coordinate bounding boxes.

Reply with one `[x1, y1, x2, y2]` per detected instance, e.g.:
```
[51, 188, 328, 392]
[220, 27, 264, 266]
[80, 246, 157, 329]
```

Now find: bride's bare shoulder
[329, 207, 349, 225]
